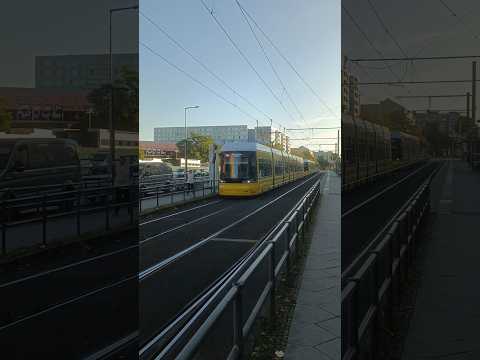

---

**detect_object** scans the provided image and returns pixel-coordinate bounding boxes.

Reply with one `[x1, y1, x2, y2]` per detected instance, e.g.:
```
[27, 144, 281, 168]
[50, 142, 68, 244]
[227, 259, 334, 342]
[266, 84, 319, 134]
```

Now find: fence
[341, 174, 433, 360]
[1, 183, 137, 256]
[139, 177, 217, 213]
[140, 175, 322, 360]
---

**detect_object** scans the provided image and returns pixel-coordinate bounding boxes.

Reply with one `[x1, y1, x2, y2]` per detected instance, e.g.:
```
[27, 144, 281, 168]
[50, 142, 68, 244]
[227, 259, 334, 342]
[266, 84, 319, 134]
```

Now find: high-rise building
[342, 57, 360, 118]
[35, 54, 138, 90]
[154, 125, 248, 144]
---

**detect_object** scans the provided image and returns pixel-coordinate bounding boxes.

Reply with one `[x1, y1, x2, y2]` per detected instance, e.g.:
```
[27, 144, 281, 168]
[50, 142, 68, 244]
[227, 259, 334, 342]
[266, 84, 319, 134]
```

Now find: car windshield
[220, 151, 257, 182]
[0, 143, 14, 170]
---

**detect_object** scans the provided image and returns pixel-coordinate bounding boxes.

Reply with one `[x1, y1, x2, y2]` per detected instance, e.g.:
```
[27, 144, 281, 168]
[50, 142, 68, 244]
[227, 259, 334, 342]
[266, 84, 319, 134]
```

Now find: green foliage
[87, 66, 138, 131]
[0, 97, 12, 131]
[423, 122, 450, 156]
[290, 147, 315, 161]
[361, 108, 422, 137]
[176, 132, 214, 162]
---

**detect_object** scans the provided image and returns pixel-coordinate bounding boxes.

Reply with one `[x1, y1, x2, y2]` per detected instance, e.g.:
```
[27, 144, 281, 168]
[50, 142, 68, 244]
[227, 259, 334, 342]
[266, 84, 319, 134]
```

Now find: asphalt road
[341, 160, 442, 273]
[0, 172, 321, 359]
[139, 172, 323, 348]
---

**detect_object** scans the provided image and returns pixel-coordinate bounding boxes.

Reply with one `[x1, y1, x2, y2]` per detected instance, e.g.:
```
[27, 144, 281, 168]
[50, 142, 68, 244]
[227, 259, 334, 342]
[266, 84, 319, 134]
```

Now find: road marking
[342, 174, 431, 280]
[342, 162, 432, 218]
[140, 199, 223, 226]
[211, 238, 257, 244]
[139, 173, 321, 280]
[0, 274, 136, 332]
[140, 207, 229, 245]
[0, 244, 137, 289]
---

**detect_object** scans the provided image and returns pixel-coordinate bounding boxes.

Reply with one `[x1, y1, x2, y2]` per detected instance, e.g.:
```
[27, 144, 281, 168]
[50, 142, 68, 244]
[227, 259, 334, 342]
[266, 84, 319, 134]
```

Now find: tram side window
[275, 158, 284, 176]
[258, 157, 272, 178]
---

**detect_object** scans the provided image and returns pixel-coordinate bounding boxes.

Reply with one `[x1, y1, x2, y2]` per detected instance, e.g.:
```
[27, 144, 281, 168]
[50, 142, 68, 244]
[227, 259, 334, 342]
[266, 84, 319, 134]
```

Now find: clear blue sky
[140, 0, 340, 151]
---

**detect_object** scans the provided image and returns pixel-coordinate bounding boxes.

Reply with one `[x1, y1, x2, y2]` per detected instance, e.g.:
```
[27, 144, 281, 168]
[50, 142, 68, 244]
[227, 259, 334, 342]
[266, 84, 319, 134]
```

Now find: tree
[87, 66, 138, 131]
[176, 132, 214, 163]
[0, 97, 12, 131]
[290, 147, 316, 161]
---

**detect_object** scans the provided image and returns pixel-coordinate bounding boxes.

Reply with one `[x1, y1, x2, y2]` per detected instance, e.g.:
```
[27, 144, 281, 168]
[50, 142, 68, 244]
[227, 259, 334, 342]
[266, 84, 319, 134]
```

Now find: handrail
[341, 164, 438, 359]
[145, 173, 323, 360]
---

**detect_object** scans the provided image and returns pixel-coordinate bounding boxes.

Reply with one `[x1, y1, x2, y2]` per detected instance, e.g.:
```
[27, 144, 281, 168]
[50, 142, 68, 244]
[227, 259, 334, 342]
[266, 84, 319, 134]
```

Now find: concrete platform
[285, 171, 341, 360]
[402, 160, 480, 359]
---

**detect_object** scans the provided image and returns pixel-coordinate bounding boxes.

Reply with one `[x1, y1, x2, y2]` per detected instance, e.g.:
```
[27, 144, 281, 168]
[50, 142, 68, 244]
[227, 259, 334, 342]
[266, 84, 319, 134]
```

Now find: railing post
[76, 189, 81, 236]
[42, 193, 47, 247]
[269, 243, 277, 326]
[234, 283, 244, 358]
[130, 185, 135, 225]
[105, 187, 111, 231]
[1, 201, 6, 255]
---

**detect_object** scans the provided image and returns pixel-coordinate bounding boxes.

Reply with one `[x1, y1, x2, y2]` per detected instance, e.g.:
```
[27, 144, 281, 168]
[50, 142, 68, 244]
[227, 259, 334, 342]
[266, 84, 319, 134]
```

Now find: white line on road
[140, 207, 229, 245]
[139, 174, 321, 280]
[140, 199, 223, 226]
[342, 162, 432, 218]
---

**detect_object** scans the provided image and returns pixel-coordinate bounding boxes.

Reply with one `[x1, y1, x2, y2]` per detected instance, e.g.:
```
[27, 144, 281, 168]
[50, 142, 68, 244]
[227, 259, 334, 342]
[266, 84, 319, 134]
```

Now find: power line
[366, 0, 408, 58]
[351, 55, 480, 62]
[438, 0, 480, 41]
[199, 0, 296, 123]
[342, 4, 403, 84]
[366, 0, 415, 82]
[236, 1, 338, 118]
[286, 127, 340, 130]
[289, 137, 337, 140]
[141, 41, 262, 123]
[357, 79, 480, 85]
[234, 0, 305, 123]
[140, 11, 273, 125]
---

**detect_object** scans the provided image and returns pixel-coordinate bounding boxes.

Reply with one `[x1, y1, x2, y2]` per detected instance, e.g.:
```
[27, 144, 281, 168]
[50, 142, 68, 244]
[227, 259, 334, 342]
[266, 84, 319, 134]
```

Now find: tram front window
[220, 152, 257, 182]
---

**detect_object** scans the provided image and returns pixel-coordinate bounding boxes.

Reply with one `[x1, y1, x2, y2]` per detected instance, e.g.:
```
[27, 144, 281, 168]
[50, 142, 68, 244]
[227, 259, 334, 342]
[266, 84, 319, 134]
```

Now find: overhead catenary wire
[140, 11, 273, 124]
[366, 0, 415, 82]
[236, 0, 338, 118]
[199, 0, 297, 123]
[342, 4, 405, 84]
[438, 0, 480, 41]
[141, 41, 263, 124]
[234, 0, 306, 124]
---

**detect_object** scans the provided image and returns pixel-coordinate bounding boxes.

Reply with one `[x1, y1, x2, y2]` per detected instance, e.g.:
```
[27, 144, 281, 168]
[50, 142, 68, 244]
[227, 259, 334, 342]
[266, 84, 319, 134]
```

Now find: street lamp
[184, 105, 200, 178]
[108, 4, 138, 182]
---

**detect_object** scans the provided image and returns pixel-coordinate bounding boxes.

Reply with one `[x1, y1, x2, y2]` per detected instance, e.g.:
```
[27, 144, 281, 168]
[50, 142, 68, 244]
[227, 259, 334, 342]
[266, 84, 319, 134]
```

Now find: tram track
[341, 160, 443, 274]
[139, 172, 323, 347]
[0, 172, 322, 358]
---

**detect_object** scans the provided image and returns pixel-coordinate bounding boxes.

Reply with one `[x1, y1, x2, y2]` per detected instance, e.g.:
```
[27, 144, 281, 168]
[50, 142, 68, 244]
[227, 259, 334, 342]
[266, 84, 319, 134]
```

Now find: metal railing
[139, 176, 217, 212]
[143, 174, 322, 360]
[0, 184, 137, 256]
[341, 169, 438, 360]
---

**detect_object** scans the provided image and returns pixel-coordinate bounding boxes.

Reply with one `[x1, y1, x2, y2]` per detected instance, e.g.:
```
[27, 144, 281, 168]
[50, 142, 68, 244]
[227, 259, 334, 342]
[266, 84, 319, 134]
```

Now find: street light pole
[108, 5, 138, 183]
[184, 105, 199, 179]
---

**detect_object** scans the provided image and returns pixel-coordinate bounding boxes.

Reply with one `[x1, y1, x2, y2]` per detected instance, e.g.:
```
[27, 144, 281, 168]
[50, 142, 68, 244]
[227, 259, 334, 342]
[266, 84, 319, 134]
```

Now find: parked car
[90, 152, 112, 175]
[0, 138, 81, 219]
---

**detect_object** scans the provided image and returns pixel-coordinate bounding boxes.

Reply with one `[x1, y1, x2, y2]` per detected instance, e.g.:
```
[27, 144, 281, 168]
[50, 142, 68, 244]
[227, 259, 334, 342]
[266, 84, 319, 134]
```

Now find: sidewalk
[402, 160, 480, 359]
[285, 171, 341, 360]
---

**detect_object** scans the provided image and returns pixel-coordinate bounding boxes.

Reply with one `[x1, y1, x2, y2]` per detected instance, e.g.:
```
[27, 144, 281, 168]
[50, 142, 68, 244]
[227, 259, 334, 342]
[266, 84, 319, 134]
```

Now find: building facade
[35, 54, 138, 90]
[342, 57, 360, 118]
[154, 125, 249, 144]
[0, 87, 91, 129]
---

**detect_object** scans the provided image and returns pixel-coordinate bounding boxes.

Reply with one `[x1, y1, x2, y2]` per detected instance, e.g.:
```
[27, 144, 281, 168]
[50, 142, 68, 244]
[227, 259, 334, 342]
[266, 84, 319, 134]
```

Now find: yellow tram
[342, 113, 427, 191]
[219, 142, 318, 197]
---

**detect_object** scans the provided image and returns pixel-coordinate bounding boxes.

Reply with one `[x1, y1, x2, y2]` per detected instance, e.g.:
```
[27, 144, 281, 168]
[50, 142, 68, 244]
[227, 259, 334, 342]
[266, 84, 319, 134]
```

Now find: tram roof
[220, 142, 303, 161]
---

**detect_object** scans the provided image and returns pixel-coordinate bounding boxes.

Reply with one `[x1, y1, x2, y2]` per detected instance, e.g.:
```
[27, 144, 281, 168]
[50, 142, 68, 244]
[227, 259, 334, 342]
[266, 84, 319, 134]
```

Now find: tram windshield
[220, 151, 257, 182]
